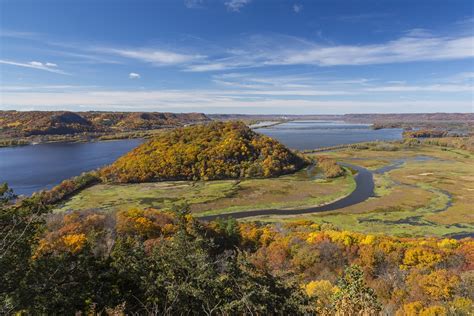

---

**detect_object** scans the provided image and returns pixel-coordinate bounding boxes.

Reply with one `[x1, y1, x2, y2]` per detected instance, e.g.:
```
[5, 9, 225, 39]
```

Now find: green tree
[0, 189, 49, 313]
[333, 265, 381, 315]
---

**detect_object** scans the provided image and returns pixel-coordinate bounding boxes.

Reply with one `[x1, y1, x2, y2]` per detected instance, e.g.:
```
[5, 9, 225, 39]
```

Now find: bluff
[0, 110, 210, 137]
[100, 121, 306, 182]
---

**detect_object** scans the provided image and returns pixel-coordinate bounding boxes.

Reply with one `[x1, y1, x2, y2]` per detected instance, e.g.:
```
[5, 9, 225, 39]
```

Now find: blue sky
[0, 0, 473, 114]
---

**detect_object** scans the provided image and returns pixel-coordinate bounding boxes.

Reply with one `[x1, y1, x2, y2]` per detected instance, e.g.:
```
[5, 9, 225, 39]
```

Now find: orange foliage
[100, 121, 307, 183]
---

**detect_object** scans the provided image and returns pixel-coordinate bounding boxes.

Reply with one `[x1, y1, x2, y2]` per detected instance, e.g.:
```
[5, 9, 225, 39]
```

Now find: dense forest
[1, 184, 472, 315]
[100, 121, 307, 182]
[0, 110, 209, 138]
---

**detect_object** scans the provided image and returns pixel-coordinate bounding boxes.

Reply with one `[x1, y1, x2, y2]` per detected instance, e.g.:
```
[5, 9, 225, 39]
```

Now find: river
[0, 121, 402, 195]
[257, 120, 403, 150]
[0, 139, 143, 195]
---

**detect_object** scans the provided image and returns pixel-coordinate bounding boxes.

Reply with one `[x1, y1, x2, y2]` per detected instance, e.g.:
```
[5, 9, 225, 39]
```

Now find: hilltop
[100, 121, 307, 182]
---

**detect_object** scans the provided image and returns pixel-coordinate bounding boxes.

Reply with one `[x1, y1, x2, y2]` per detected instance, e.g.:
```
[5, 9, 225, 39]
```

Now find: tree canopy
[101, 121, 307, 183]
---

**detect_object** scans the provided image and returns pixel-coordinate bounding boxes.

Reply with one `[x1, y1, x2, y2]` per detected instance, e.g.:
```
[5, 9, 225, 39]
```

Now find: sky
[0, 0, 473, 114]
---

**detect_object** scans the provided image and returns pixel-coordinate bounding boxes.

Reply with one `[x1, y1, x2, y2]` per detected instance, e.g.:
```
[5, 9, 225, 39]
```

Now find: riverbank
[249, 120, 290, 129]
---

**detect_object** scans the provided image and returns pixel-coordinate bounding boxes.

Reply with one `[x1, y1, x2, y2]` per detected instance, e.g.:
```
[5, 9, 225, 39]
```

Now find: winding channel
[199, 163, 375, 221]
[200, 155, 456, 222]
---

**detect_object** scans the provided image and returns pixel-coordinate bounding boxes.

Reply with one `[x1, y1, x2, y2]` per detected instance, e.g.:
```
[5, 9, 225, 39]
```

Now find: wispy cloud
[0, 30, 40, 40]
[270, 34, 474, 66]
[1, 88, 470, 114]
[364, 84, 473, 93]
[184, 0, 203, 9]
[293, 4, 303, 13]
[335, 13, 391, 22]
[3, 26, 472, 73]
[102, 48, 204, 66]
[1, 84, 97, 92]
[182, 31, 474, 71]
[129, 72, 141, 79]
[225, 0, 251, 12]
[0, 59, 69, 75]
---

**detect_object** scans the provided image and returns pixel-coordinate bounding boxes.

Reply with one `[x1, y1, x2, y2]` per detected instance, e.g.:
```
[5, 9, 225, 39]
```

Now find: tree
[0, 190, 49, 313]
[333, 265, 381, 315]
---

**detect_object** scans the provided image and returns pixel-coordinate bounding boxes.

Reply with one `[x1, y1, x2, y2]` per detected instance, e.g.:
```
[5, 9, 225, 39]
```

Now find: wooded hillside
[0, 110, 209, 137]
[101, 121, 307, 182]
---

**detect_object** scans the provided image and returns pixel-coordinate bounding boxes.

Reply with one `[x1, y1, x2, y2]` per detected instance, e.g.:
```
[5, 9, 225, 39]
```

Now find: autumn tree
[333, 265, 381, 315]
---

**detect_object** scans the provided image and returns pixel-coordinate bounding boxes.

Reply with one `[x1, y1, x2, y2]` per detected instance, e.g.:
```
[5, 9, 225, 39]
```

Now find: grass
[253, 143, 474, 237]
[57, 166, 356, 216]
[57, 142, 474, 238]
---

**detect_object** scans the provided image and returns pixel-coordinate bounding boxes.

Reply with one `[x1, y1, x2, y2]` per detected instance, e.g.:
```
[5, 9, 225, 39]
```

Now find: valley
[55, 136, 474, 238]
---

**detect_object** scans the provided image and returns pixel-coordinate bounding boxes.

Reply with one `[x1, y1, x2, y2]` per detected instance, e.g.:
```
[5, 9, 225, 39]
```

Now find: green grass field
[57, 142, 474, 238]
[57, 166, 356, 216]
[254, 144, 474, 237]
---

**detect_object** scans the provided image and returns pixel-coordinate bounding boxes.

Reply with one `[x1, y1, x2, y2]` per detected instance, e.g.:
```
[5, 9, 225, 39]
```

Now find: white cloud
[1, 85, 97, 92]
[225, 0, 251, 12]
[129, 72, 141, 79]
[104, 48, 204, 66]
[183, 32, 474, 72]
[29, 61, 57, 68]
[1, 89, 470, 113]
[275, 35, 474, 66]
[0, 59, 68, 74]
[293, 4, 302, 13]
[184, 0, 203, 8]
[365, 84, 473, 93]
[29, 61, 44, 67]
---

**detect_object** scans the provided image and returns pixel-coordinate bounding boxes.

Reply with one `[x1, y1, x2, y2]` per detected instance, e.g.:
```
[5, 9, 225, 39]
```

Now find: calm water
[0, 139, 143, 196]
[0, 121, 403, 196]
[257, 120, 403, 150]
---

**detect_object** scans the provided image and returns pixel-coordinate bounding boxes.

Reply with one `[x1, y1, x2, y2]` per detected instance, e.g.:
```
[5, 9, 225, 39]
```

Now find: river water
[257, 120, 403, 150]
[0, 139, 143, 195]
[0, 121, 402, 195]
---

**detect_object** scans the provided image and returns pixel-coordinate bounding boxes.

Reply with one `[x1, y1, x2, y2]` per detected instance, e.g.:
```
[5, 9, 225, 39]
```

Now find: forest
[100, 121, 308, 183]
[1, 184, 472, 315]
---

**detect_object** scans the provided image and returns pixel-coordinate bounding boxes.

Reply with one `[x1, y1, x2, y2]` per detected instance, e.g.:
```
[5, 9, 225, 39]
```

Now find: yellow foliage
[134, 217, 154, 231]
[6, 121, 22, 127]
[418, 270, 459, 301]
[361, 234, 376, 245]
[377, 240, 402, 254]
[304, 280, 336, 298]
[402, 247, 442, 269]
[310, 223, 320, 230]
[259, 227, 275, 245]
[397, 303, 448, 316]
[449, 297, 473, 314]
[419, 305, 447, 316]
[437, 239, 459, 249]
[100, 121, 306, 183]
[62, 233, 87, 254]
[326, 230, 362, 247]
[306, 232, 321, 244]
[396, 301, 424, 316]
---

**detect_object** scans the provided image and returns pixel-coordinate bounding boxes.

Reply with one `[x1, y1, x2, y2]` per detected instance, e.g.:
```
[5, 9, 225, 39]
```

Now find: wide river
[257, 120, 403, 150]
[0, 121, 403, 195]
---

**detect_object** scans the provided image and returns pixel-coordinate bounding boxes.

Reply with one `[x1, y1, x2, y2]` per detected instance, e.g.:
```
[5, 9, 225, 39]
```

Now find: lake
[0, 121, 403, 195]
